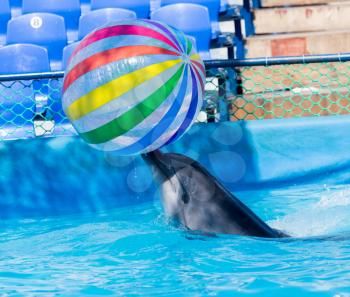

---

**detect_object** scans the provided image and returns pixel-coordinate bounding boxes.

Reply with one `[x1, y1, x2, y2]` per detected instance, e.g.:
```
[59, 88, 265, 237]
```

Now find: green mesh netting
[1, 61, 350, 141]
[0, 77, 75, 141]
[228, 62, 350, 121]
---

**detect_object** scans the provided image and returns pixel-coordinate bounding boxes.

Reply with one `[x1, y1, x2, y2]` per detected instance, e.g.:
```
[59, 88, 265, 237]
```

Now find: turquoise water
[1, 184, 350, 296]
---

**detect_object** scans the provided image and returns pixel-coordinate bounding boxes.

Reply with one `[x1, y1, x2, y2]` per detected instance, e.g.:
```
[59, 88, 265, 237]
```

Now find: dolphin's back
[178, 160, 283, 238]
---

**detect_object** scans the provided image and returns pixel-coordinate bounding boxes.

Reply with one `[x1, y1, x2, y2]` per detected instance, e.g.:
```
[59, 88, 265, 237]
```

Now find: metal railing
[1, 53, 350, 141]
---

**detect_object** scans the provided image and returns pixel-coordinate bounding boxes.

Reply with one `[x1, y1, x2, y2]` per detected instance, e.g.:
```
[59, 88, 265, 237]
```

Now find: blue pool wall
[1, 115, 350, 218]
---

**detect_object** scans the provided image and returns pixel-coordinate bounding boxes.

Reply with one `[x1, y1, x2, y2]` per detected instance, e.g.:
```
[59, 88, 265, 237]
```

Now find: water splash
[268, 185, 350, 238]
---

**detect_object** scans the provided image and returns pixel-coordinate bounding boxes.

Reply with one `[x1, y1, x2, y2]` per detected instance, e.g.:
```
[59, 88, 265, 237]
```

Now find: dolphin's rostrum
[142, 150, 287, 238]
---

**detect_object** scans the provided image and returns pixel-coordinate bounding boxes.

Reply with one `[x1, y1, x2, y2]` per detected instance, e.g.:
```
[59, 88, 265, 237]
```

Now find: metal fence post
[241, 0, 255, 37]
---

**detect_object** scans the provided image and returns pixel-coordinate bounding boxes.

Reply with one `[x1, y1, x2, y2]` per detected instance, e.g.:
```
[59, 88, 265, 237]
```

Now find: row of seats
[0, 3, 217, 70]
[0, 0, 224, 42]
[5, 0, 228, 13]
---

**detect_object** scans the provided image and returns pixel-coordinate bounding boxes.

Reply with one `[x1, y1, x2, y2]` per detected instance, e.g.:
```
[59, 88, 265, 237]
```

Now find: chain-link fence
[0, 69, 230, 141]
[229, 61, 350, 121]
[0, 74, 75, 141]
[206, 54, 350, 122]
[1, 54, 350, 141]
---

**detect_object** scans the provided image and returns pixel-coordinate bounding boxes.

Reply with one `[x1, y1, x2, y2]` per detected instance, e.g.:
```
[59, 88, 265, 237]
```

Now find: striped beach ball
[62, 19, 205, 155]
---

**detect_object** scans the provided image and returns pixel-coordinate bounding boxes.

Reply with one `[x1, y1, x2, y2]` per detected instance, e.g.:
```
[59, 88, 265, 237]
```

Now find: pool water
[1, 184, 350, 296]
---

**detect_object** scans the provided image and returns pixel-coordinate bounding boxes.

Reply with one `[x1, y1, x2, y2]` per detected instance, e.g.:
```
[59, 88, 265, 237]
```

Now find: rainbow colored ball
[62, 19, 206, 155]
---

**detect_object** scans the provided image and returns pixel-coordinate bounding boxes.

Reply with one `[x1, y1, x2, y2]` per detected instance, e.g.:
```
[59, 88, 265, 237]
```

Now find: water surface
[1, 184, 350, 296]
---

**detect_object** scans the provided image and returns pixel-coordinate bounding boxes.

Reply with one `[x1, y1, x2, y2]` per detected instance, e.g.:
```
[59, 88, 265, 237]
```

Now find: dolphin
[142, 150, 287, 238]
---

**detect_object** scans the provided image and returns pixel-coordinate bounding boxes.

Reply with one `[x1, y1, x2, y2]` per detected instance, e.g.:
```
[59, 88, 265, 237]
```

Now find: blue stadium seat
[22, 0, 81, 42]
[78, 8, 136, 39]
[6, 13, 67, 70]
[91, 0, 151, 19]
[0, 43, 50, 74]
[160, 0, 220, 39]
[0, 0, 11, 45]
[0, 44, 50, 139]
[62, 42, 78, 69]
[151, 4, 211, 60]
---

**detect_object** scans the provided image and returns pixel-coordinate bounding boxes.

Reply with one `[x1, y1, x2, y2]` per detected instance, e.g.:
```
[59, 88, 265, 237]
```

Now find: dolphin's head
[142, 150, 216, 221]
[142, 150, 195, 180]
[142, 150, 196, 218]
[142, 150, 174, 180]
